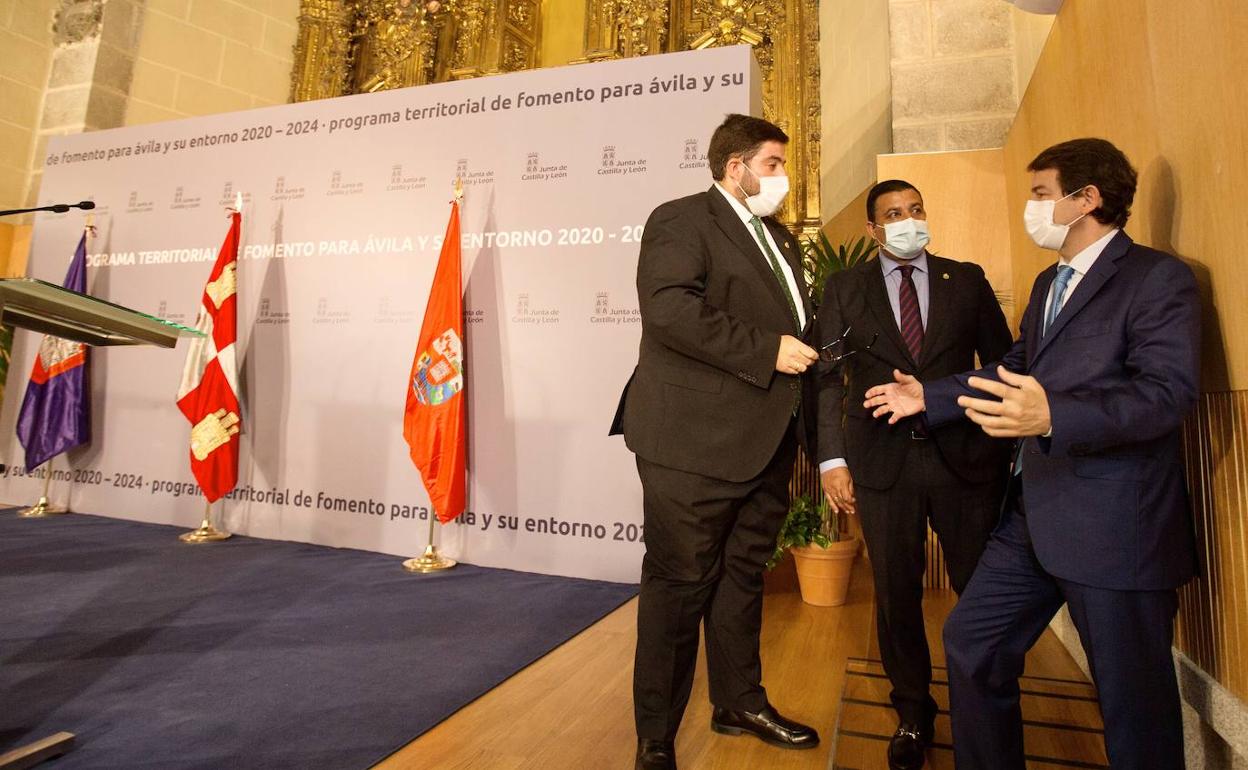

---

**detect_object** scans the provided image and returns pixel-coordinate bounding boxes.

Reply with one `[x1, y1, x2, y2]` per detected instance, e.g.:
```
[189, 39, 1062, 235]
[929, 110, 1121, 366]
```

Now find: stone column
[27, 0, 143, 207]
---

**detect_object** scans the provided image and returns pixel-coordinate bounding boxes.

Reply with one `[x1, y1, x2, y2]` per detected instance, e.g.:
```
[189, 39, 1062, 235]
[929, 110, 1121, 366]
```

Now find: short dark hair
[1027, 138, 1137, 228]
[708, 114, 788, 181]
[866, 179, 921, 222]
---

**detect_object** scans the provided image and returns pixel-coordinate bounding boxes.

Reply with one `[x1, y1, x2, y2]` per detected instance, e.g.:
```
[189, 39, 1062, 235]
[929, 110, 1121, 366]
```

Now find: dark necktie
[898, 264, 924, 360]
[749, 216, 801, 331]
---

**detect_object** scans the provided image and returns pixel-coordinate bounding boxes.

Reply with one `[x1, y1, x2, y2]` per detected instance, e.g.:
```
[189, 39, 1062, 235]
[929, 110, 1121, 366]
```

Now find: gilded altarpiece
[290, 0, 819, 231]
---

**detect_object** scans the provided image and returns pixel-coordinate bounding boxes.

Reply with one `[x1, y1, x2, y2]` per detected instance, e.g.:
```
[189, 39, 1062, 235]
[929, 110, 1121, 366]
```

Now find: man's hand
[863, 370, 925, 424]
[957, 366, 1051, 437]
[821, 467, 856, 516]
[776, 335, 818, 374]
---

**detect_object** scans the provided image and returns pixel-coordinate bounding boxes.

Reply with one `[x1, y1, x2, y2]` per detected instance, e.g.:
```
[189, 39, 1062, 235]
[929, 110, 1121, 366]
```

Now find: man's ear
[1080, 184, 1103, 213]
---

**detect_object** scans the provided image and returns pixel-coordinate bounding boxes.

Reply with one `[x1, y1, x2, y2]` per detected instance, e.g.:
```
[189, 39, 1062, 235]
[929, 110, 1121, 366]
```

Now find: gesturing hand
[863, 370, 925, 424]
[776, 334, 818, 375]
[957, 366, 1052, 438]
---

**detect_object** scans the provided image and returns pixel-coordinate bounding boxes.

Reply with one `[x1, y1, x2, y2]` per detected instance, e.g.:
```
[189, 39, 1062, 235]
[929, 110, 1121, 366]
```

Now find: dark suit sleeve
[925, 300, 1032, 428]
[636, 204, 779, 388]
[972, 265, 1013, 364]
[815, 275, 847, 463]
[1045, 257, 1200, 455]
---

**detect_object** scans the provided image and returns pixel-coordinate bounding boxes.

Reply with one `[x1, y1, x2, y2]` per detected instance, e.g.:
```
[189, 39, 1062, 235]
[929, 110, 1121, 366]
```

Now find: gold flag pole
[402, 510, 457, 573]
[179, 499, 231, 543]
[19, 461, 66, 517]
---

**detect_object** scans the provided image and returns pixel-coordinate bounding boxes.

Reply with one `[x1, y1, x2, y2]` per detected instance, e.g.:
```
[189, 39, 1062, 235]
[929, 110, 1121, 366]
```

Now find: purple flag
[16, 233, 91, 471]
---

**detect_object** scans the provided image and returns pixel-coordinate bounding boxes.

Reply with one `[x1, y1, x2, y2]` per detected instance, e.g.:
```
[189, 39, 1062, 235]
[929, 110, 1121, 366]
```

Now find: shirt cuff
[819, 458, 847, 473]
[1042, 427, 1053, 438]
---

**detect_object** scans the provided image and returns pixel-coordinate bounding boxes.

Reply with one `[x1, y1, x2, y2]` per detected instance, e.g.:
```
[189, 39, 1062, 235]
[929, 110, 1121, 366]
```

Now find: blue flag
[16, 233, 91, 471]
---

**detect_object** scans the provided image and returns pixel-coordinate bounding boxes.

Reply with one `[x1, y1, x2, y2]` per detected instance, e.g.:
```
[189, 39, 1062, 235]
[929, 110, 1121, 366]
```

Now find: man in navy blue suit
[862, 137, 1199, 769]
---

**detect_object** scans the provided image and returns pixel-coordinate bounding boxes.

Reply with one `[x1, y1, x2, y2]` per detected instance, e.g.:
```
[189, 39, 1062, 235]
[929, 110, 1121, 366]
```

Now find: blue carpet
[0, 509, 637, 769]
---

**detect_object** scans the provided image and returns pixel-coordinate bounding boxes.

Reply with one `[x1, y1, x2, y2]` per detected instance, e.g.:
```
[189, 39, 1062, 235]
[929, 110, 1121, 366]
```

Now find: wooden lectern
[0, 277, 200, 769]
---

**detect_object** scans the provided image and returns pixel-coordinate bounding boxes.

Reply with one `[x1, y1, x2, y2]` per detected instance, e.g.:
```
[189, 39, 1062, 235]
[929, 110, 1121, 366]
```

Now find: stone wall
[819, 0, 893, 224]
[125, 0, 300, 126]
[889, 0, 1030, 153]
[0, 1, 59, 210]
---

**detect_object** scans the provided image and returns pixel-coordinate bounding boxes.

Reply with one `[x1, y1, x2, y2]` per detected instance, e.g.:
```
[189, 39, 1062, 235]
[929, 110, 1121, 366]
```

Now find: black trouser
[943, 497, 1183, 769]
[854, 439, 1002, 728]
[632, 424, 798, 741]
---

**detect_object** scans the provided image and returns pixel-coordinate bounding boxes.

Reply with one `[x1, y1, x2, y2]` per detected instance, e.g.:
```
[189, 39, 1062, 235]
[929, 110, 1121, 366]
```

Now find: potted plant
[766, 231, 876, 606]
[769, 494, 859, 606]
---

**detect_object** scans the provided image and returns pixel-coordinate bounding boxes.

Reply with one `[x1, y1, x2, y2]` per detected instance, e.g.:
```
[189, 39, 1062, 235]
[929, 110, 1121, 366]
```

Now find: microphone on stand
[0, 200, 96, 217]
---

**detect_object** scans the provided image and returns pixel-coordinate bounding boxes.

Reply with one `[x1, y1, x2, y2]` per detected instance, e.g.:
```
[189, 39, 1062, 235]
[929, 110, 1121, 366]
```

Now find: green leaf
[800, 231, 879, 308]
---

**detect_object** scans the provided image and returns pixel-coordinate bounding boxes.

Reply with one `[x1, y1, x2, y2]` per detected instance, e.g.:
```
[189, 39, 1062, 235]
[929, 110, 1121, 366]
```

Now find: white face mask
[1024, 188, 1089, 251]
[874, 218, 930, 260]
[736, 163, 789, 217]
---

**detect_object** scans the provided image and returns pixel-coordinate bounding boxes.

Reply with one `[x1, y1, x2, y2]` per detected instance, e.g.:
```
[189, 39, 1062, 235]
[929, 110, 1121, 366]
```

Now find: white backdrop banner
[0, 46, 761, 583]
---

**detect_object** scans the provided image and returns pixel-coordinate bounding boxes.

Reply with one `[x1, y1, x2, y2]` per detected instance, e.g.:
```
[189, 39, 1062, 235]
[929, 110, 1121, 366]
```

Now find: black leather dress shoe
[635, 738, 676, 770]
[887, 723, 930, 770]
[710, 704, 820, 749]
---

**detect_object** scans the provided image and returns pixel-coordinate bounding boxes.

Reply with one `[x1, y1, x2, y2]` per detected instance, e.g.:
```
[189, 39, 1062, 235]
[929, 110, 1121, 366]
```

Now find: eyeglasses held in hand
[819, 325, 878, 364]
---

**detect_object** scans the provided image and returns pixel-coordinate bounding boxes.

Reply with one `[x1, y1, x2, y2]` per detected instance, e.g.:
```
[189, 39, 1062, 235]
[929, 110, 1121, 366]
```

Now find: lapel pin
[942, 273, 950, 280]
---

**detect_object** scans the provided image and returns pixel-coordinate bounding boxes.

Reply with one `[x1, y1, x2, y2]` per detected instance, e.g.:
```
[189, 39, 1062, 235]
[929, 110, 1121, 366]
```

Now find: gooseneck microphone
[0, 200, 96, 217]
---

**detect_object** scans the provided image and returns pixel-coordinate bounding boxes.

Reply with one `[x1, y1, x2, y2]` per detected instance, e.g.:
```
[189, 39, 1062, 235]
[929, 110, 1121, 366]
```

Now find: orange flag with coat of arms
[403, 196, 466, 524]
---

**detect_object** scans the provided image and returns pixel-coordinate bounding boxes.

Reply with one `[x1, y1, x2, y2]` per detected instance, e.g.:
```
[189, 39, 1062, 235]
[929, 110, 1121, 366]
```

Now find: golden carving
[289, 0, 819, 228]
[449, 0, 538, 79]
[502, 34, 529, 72]
[507, 0, 535, 34]
[290, 0, 355, 102]
[672, 0, 820, 230]
[354, 0, 457, 91]
[616, 0, 669, 57]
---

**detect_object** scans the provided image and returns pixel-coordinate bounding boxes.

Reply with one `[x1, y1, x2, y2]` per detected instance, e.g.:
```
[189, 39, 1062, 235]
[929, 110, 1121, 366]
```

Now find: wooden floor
[375, 557, 1105, 769]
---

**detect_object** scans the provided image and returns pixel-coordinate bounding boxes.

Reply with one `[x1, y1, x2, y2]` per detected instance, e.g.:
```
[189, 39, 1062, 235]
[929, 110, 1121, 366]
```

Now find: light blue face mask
[874, 218, 930, 260]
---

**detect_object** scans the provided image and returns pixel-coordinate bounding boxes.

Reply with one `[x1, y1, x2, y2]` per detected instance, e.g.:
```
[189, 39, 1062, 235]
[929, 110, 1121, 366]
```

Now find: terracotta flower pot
[790, 538, 859, 607]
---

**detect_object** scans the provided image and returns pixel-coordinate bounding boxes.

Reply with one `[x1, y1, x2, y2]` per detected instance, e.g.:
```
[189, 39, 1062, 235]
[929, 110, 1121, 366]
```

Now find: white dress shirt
[1044, 228, 1119, 323]
[714, 183, 807, 330]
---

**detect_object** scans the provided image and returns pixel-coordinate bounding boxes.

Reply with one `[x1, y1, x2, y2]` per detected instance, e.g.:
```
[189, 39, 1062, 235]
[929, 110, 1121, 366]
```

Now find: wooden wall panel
[1179, 392, 1248, 701]
[876, 149, 1015, 322]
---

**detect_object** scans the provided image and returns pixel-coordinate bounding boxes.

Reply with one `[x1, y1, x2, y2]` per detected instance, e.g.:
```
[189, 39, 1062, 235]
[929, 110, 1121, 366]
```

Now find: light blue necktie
[1044, 265, 1076, 336]
[1015, 265, 1077, 477]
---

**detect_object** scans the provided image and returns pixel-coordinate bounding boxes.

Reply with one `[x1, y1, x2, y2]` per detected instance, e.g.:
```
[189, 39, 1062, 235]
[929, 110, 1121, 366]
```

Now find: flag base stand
[180, 502, 231, 543]
[19, 467, 67, 517]
[18, 496, 67, 518]
[402, 544, 456, 573]
[179, 521, 231, 543]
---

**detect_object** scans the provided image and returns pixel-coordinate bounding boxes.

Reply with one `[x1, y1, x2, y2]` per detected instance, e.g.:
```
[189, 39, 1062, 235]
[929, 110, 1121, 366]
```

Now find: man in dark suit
[864, 138, 1199, 769]
[610, 113, 821, 770]
[816, 180, 1013, 770]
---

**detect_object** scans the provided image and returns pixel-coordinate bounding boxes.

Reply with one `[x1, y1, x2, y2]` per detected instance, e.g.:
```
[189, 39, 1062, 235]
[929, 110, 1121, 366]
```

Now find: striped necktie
[898, 264, 924, 360]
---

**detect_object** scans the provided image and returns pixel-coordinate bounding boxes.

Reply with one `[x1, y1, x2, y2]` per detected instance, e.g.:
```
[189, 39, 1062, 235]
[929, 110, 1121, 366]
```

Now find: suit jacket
[816, 254, 1013, 490]
[925, 232, 1200, 591]
[609, 185, 815, 482]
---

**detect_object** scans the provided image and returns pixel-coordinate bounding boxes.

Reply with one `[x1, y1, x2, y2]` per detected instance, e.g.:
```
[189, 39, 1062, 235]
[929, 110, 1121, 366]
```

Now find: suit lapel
[1032, 232, 1129, 363]
[864, 260, 917, 369]
[917, 255, 950, 369]
[1025, 266, 1053, 369]
[707, 188, 798, 332]
[763, 217, 813, 327]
